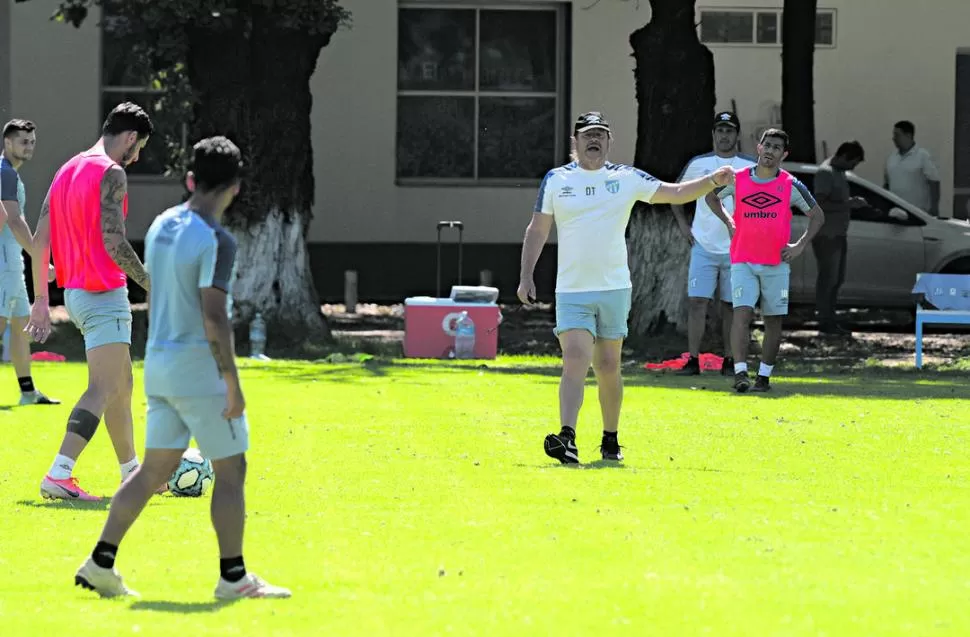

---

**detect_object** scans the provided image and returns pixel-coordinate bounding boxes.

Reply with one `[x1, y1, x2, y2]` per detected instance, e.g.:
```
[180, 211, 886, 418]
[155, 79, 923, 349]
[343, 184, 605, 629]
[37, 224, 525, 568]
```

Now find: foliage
[16, 0, 351, 177]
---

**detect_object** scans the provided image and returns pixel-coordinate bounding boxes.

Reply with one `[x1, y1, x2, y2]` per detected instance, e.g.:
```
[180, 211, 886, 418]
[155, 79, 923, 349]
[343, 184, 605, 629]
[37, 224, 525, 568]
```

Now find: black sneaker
[733, 371, 751, 393]
[750, 375, 771, 392]
[676, 357, 700, 376]
[544, 430, 579, 464]
[600, 435, 624, 461]
[720, 357, 735, 376]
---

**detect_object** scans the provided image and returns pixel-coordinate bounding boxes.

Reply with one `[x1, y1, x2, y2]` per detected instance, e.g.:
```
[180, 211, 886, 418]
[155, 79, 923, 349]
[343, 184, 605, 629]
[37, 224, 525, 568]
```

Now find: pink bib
[730, 168, 793, 266]
[49, 149, 129, 291]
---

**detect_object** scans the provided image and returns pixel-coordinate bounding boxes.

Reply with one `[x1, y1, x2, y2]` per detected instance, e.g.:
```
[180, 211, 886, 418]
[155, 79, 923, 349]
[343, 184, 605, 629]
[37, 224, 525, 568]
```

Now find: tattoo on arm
[208, 340, 230, 375]
[100, 167, 150, 291]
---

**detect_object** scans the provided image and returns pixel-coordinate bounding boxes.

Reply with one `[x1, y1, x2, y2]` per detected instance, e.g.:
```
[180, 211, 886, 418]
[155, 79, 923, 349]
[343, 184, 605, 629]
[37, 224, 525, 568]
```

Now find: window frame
[99, 9, 187, 182]
[395, 1, 569, 187]
[697, 7, 838, 49]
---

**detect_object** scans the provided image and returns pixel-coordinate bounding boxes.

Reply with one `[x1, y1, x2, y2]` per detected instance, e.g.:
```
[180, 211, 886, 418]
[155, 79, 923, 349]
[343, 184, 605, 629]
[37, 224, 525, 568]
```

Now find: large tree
[627, 0, 716, 341]
[18, 0, 351, 347]
[781, 0, 818, 162]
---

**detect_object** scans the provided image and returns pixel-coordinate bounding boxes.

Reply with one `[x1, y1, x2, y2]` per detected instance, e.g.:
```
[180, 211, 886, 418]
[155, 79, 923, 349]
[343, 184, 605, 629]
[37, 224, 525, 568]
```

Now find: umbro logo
[741, 192, 782, 208]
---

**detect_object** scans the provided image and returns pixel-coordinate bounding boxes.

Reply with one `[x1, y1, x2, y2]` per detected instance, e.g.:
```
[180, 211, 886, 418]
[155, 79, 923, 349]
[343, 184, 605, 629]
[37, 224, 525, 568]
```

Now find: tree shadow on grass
[16, 498, 111, 511]
[129, 599, 237, 614]
[232, 356, 968, 400]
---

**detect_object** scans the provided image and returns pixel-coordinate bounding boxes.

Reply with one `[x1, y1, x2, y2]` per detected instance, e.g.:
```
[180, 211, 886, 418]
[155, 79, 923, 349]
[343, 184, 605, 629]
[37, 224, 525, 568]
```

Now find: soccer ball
[167, 448, 214, 497]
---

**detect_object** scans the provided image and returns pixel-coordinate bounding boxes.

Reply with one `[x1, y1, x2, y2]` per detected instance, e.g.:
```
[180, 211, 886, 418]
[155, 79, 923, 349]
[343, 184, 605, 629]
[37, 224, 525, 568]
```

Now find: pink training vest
[730, 168, 794, 266]
[49, 149, 129, 291]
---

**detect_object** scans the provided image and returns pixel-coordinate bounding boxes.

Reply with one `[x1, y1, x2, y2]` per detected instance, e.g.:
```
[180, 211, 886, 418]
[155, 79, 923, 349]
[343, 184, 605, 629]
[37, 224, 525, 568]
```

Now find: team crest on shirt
[605, 179, 620, 194]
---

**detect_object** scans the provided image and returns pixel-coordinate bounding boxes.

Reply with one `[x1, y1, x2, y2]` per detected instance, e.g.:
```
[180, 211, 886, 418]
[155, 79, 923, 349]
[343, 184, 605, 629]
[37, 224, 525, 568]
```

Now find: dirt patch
[29, 302, 968, 371]
[325, 302, 970, 370]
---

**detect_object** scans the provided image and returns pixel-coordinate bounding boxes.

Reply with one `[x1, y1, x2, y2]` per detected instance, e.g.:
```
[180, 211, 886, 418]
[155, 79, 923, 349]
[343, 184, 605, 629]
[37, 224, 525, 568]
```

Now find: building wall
[5, 0, 970, 245]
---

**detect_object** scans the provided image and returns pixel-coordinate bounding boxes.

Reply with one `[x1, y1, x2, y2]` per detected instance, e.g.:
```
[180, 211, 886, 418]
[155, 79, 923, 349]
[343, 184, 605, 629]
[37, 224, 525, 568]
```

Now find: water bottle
[454, 311, 476, 359]
[249, 312, 268, 360]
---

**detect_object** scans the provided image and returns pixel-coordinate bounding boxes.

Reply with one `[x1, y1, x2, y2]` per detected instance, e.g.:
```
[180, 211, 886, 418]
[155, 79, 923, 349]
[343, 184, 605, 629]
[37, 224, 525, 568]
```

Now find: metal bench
[912, 272, 970, 369]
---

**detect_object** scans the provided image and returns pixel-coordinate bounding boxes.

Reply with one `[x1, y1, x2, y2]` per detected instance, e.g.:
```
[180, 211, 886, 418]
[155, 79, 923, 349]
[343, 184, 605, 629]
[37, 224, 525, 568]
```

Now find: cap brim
[713, 122, 739, 130]
[576, 124, 610, 133]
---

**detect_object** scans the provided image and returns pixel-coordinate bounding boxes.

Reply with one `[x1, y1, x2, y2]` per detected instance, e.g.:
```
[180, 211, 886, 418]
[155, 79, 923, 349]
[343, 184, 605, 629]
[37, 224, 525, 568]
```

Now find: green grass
[1, 356, 968, 636]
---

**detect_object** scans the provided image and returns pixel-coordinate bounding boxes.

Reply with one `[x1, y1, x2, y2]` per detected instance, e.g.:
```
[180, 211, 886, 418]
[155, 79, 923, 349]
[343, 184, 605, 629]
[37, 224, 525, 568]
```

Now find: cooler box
[404, 289, 501, 359]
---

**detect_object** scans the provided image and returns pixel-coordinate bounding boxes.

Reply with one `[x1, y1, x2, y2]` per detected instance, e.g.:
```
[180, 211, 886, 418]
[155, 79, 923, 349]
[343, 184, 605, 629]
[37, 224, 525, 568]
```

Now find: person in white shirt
[517, 111, 735, 465]
[672, 111, 757, 376]
[884, 120, 941, 216]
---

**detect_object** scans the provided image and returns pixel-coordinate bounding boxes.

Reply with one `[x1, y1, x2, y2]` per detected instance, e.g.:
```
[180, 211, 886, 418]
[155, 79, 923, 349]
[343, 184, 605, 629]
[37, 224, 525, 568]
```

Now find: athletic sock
[603, 430, 618, 440]
[92, 541, 118, 569]
[220, 556, 247, 583]
[759, 362, 774, 378]
[559, 426, 575, 441]
[120, 457, 140, 481]
[734, 362, 748, 375]
[18, 376, 34, 393]
[49, 454, 76, 480]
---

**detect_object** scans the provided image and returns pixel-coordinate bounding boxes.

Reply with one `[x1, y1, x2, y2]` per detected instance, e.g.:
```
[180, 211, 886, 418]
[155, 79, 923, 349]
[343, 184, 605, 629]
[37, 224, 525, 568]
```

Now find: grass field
[1, 356, 968, 636]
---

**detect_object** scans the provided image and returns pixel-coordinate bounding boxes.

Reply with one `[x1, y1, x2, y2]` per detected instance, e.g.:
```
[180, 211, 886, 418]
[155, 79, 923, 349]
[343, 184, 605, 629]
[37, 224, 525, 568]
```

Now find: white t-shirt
[678, 152, 757, 254]
[886, 145, 940, 213]
[535, 162, 661, 293]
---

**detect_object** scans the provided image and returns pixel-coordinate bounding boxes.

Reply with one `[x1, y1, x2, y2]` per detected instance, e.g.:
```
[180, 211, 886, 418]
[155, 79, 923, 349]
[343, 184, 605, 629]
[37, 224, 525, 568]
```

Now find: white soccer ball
[167, 447, 214, 497]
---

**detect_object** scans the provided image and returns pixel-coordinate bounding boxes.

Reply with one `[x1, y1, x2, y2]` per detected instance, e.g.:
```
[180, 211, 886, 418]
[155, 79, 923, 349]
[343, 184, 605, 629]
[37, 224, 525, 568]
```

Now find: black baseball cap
[574, 111, 611, 135]
[713, 111, 740, 130]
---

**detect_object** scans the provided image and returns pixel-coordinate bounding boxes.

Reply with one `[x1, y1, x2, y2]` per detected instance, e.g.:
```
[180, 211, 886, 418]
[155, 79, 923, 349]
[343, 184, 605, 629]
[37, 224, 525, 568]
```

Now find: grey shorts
[64, 287, 132, 351]
[688, 243, 732, 303]
[731, 262, 791, 316]
[145, 394, 250, 461]
[0, 270, 29, 319]
[554, 288, 632, 341]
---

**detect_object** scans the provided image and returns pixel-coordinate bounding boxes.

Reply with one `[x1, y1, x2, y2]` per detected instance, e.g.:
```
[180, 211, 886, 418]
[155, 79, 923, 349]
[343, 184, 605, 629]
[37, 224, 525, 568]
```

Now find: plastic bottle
[250, 312, 268, 360]
[454, 311, 476, 359]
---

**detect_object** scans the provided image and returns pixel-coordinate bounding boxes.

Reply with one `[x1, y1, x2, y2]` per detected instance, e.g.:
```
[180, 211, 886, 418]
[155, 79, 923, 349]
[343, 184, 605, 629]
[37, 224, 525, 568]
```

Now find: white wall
[8, 0, 969, 241]
[709, 0, 970, 217]
[313, 0, 649, 245]
[8, 0, 182, 233]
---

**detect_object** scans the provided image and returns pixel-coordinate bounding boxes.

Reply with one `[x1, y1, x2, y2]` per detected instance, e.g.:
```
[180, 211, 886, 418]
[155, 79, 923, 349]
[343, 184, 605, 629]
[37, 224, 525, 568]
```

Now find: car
[783, 162, 970, 309]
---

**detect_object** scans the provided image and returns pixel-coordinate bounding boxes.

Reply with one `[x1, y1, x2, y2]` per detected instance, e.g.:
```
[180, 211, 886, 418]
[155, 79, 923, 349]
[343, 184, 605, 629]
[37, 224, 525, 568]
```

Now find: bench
[912, 272, 970, 369]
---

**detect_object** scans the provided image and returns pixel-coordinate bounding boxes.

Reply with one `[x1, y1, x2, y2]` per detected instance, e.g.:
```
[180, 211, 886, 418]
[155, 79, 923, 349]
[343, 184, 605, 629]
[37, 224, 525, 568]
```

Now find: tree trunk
[186, 15, 333, 349]
[781, 0, 818, 162]
[627, 0, 716, 343]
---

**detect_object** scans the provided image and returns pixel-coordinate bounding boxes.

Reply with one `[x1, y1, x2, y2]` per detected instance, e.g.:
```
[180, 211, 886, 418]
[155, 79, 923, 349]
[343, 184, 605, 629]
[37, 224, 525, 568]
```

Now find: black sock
[92, 541, 118, 569]
[603, 430, 618, 440]
[559, 426, 575, 441]
[220, 556, 247, 583]
[18, 376, 34, 393]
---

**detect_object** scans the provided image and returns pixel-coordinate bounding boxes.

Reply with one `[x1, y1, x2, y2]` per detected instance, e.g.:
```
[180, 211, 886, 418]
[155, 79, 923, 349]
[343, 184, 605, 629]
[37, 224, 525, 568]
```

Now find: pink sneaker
[40, 475, 101, 501]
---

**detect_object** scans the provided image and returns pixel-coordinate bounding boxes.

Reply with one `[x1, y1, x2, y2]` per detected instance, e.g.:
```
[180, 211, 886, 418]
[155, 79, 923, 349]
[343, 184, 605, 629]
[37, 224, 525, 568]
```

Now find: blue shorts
[731, 262, 790, 316]
[688, 243, 732, 302]
[64, 288, 132, 351]
[0, 270, 29, 319]
[145, 394, 250, 461]
[554, 288, 632, 340]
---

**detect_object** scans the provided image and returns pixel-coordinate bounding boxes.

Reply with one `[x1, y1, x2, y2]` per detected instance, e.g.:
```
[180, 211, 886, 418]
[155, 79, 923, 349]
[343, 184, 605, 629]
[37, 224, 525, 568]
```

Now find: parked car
[783, 162, 970, 309]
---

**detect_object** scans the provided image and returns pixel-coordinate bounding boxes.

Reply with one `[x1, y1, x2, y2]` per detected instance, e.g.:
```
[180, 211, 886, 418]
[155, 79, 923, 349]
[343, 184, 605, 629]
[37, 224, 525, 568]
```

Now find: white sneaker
[214, 573, 291, 599]
[20, 390, 60, 405]
[74, 557, 139, 598]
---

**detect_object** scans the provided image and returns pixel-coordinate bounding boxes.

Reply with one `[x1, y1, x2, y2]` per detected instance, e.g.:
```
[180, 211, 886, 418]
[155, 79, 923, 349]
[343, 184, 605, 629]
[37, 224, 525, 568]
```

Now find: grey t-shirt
[143, 204, 237, 397]
[814, 159, 851, 237]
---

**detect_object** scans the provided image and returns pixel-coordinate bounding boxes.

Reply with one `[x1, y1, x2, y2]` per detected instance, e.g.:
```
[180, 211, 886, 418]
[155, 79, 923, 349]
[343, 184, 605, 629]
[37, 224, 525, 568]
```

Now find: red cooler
[404, 293, 501, 359]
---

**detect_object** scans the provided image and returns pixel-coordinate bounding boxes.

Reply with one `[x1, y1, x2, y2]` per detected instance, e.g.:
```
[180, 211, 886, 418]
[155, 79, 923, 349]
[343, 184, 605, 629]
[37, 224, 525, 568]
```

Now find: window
[100, 1, 189, 177]
[396, 4, 568, 183]
[699, 8, 837, 48]
[848, 183, 924, 226]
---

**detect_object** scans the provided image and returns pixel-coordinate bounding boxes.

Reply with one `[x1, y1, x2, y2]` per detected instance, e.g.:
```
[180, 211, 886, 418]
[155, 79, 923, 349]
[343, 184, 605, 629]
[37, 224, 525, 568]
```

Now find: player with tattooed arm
[26, 102, 153, 500]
